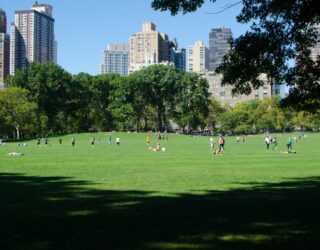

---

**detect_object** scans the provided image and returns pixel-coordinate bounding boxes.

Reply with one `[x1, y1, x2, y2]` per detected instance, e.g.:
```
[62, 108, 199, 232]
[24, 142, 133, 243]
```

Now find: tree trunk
[157, 109, 163, 131]
[143, 116, 148, 131]
[136, 116, 141, 132]
[16, 125, 20, 140]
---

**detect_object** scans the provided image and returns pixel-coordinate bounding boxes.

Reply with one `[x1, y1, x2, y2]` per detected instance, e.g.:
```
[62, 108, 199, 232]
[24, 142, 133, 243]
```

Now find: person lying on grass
[213, 149, 222, 155]
[7, 152, 24, 156]
[147, 143, 166, 152]
[280, 150, 297, 154]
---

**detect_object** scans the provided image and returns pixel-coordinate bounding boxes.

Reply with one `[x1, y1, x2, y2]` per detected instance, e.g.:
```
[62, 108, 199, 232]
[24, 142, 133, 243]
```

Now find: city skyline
[10, 3, 55, 75]
[1, 0, 248, 75]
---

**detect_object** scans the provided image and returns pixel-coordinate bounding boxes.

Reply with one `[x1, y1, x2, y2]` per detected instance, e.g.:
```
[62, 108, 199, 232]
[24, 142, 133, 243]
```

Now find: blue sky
[2, 0, 250, 75]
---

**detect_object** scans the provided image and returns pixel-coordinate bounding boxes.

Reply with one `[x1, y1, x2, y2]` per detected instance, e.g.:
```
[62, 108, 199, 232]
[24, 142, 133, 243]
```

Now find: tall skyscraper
[0, 8, 7, 33]
[100, 44, 130, 76]
[129, 22, 172, 73]
[0, 8, 10, 87]
[172, 48, 186, 71]
[169, 39, 186, 71]
[209, 27, 232, 71]
[10, 3, 55, 75]
[187, 40, 208, 74]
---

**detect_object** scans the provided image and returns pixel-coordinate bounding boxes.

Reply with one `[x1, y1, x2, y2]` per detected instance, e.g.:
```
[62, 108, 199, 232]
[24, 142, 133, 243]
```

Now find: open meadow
[0, 132, 320, 249]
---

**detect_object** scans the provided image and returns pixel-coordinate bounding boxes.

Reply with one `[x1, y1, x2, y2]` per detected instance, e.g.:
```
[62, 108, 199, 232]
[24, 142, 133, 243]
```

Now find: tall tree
[0, 87, 37, 139]
[71, 73, 94, 132]
[175, 72, 210, 130]
[88, 73, 122, 131]
[137, 65, 181, 131]
[152, 0, 320, 112]
[254, 97, 285, 131]
[205, 96, 224, 131]
[6, 62, 73, 131]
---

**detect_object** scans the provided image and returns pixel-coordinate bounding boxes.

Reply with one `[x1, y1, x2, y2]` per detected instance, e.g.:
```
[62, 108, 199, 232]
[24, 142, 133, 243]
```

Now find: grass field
[1, 132, 320, 249]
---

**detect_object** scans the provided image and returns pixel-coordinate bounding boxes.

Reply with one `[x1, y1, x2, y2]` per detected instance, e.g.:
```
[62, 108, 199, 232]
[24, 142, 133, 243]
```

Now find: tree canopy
[0, 87, 37, 139]
[151, 0, 320, 112]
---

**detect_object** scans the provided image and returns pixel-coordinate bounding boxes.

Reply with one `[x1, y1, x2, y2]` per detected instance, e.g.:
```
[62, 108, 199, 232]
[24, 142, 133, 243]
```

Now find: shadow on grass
[0, 173, 319, 250]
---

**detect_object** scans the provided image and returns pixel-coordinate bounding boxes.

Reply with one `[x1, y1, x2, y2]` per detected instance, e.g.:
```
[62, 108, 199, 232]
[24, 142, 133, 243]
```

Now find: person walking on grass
[272, 137, 278, 150]
[210, 137, 215, 150]
[44, 137, 48, 147]
[107, 135, 112, 145]
[146, 136, 150, 146]
[265, 136, 271, 150]
[71, 137, 75, 147]
[90, 137, 95, 148]
[287, 137, 293, 151]
[236, 136, 240, 144]
[242, 133, 246, 142]
[116, 137, 120, 146]
[37, 137, 41, 147]
[219, 135, 225, 152]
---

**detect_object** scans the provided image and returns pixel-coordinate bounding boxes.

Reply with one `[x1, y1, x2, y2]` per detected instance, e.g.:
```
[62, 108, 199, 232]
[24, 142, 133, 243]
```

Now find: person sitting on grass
[156, 142, 161, 151]
[213, 149, 222, 155]
[147, 143, 165, 152]
[272, 137, 278, 150]
[7, 152, 24, 156]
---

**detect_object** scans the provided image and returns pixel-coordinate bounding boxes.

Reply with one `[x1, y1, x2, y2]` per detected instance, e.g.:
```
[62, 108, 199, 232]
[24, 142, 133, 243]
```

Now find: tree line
[1, 63, 209, 138]
[0, 62, 319, 139]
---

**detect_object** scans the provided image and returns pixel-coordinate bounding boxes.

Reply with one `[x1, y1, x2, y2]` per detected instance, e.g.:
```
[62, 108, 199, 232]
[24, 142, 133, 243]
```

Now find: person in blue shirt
[287, 137, 292, 151]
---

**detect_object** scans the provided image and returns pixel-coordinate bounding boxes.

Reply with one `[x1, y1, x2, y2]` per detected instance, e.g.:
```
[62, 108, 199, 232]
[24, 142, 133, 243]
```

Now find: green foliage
[2, 62, 319, 138]
[174, 72, 210, 130]
[205, 96, 224, 130]
[152, 0, 320, 112]
[151, 0, 215, 15]
[135, 65, 182, 130]
[219, 97, 288, 133]
[6, 62, 73, 131]
[0, 87, 37, 138]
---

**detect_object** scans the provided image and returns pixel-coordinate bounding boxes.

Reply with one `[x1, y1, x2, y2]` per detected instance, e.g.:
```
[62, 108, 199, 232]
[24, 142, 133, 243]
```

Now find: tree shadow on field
[0, 173, 320, 250]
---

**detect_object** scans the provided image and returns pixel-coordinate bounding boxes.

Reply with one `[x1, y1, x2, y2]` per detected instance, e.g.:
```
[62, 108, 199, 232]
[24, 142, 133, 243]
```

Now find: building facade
[129, 22, 172, 73]
[206, 72, 272, 106]
[172, 48, 186, 71]
[208, 27, 232, 71]
[0, 9, 9, 87]
[310, 23, 320, 61]
[100, 44, 129, 76]
[187, 40, 208, 74]
[0, 8, 7, 33]
[10, 3, 55, 75]
[169, 39, 186, 71]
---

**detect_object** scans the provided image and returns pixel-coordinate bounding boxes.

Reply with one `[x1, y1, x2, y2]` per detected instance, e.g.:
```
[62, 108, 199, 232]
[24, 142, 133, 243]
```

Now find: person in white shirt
[116, 137, 120, 146]
[265, 136, 271, 150]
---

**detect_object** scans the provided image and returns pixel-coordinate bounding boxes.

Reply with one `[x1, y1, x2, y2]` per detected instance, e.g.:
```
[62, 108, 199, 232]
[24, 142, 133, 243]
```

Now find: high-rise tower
[0, 8, 10, 87]
[100, 44, 130, 76]
[187, 40, 208, 74]
[129, 22, 172, 73]
[10, 3, 55, 75]
[0, 8, 7, 33]
[208, 27, 232, 71]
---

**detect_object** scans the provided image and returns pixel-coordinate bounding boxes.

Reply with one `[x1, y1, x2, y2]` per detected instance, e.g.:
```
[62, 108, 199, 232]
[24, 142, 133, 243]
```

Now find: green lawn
[1, 132, 319, 249]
